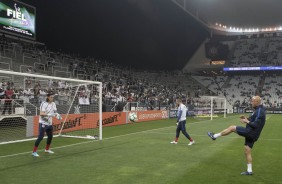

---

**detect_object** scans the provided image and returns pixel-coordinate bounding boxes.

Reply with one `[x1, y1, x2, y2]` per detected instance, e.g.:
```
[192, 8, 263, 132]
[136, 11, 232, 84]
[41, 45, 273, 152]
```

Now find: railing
[50, 61, 62, 68]
[54, 70, 71, 78]
[22, 51, 34, 57]
[111, 103, 117, 112]
[0, 62, 10, 70]
[52, 65, 67, 74]
[25, 102, 40, 116]
[0, 75, 13, 80]
[1, 98, 43, 116]
[41, 56, 54, 64]
[1, 99, 27, 116]
[4, 49, 14, 58]
[123, 102, 140, 111]
[77, 73, 90, 80]
[23, 56, 40, 66]
[62, 57, 74, 64]
[0, 56, 12, 69]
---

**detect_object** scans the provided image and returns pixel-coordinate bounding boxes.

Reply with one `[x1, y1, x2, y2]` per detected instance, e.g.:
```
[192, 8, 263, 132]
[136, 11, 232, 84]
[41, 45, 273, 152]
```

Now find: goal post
[0, 69, 102, 144]
[210, 96, 226, 120]
[193, 96, 227, 120]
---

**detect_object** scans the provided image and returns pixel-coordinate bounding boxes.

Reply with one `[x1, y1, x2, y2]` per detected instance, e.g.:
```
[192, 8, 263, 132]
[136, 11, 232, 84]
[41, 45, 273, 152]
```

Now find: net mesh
[0, 71, 101, 144]
[193, 96, 226, 119]
[58, 84, 100, 139]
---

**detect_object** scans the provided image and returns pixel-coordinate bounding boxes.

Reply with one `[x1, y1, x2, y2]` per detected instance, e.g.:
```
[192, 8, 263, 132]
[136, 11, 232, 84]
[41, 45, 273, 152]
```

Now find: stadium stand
[261, 74, 282, 108]
[230, 37, 282, 67]
[192, 73, 262, 108]
[0, 35, 215, 113]
[4, 34, 282, 113]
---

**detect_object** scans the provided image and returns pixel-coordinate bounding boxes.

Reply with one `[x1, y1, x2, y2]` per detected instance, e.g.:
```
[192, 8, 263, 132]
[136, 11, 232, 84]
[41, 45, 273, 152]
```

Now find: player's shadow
[0, 141, 131, 172]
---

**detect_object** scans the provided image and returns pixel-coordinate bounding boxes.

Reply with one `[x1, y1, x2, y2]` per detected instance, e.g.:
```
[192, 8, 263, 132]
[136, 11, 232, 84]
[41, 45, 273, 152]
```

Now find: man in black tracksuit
[207, 96, 266, 175]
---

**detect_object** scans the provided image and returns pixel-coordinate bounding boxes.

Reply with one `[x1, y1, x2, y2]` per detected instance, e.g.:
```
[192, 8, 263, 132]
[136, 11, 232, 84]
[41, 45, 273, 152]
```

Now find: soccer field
[1, 114, 282, 184]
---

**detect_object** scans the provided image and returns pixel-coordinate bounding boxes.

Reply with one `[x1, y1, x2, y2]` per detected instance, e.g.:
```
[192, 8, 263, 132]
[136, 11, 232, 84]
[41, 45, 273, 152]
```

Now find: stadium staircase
[221, 76, 232, 89]
[224, 40, 238, 67]
[256, 75, 266, 95]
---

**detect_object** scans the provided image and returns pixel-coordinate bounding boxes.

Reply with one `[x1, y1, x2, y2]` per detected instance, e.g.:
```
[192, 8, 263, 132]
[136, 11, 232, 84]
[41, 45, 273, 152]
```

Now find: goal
[0, 69, 102, 144]
[193, 96, 226, 120]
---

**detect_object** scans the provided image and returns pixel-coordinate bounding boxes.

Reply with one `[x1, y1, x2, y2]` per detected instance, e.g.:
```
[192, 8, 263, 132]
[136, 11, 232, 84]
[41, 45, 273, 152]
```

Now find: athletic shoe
[32, 152, 39, 157]
[188, 140, 195, 146]
[241, 171, 253, 175]
[170, 141, 178, 144]
[207, 132, 216, 140]
[45, 149, 54, 154]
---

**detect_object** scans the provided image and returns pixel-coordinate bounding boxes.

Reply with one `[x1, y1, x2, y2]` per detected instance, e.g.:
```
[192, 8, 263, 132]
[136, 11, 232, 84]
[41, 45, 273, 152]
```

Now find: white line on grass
[0, 115, 250, 159]
[0, 140, 94, 159]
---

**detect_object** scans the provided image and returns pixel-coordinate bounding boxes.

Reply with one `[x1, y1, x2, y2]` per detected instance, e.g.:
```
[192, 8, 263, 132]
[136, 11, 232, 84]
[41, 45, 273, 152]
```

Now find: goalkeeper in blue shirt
[32, 93, 62, 157]
[170, 98, 195, 146]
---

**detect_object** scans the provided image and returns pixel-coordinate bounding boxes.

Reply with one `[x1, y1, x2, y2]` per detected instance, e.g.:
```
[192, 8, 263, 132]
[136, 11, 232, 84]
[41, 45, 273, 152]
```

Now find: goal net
[0, 70, 102, 144]
[193, 96, 226, 120]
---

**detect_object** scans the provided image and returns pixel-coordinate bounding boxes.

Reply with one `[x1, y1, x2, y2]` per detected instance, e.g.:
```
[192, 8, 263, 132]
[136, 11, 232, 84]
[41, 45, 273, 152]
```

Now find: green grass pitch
[1, 114, 282, 184]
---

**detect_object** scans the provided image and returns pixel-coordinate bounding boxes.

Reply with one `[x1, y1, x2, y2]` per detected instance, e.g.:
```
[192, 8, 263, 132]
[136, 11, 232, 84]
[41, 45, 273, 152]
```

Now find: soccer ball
[128, 112, 137, 122]
[86, 135, 96, 139]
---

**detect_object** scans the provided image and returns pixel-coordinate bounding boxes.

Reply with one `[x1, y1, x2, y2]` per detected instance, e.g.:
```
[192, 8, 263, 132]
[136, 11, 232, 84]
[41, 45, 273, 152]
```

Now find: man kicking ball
[207, 96, 266, 175]
[170, 98, 195, 146]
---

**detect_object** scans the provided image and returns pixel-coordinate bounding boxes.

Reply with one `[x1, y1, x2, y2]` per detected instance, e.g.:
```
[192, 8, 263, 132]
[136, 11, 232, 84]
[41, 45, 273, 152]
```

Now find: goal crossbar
[0, 69, 101, 85]
[0, 69, 103, 143]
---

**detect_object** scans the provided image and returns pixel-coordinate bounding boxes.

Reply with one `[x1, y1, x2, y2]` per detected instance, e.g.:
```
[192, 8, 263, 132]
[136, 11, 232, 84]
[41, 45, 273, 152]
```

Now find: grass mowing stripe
[0, 140, 95, 159]
[1, 114, 281, 184]
[0, 125, 177, 159]
[0, 115, 236, 159]
[143, 131, 282, 141]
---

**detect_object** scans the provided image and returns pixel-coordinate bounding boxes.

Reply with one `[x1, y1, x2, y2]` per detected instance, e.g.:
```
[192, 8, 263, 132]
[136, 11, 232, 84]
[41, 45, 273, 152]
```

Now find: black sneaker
[241, 171, 253, 175]
[207, 132, 216, 140]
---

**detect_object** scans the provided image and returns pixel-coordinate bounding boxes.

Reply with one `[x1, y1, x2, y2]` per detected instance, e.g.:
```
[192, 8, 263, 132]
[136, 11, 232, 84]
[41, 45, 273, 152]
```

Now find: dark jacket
[247, 105, 266, 141]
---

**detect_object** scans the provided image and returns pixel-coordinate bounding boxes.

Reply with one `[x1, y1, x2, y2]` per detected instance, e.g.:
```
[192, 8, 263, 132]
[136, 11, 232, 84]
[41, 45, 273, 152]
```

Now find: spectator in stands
[0, 88, 5, 99]
[2, 86, 14, 115]
[58, 80, 65, 89]
[47, 57, 56, 67]
[22, 88, 32, 102]
[13, 88, 19, 99]
[116, 94, 125, 103]
[78, 85, 90, 105]
[34, 82, 41, 99]
[25, 77, 32, 88]
[39, 89, 47, 104]
[73, 63, 78, 76]
[1, 79, 7, 90]
[48, 79, 53, 88]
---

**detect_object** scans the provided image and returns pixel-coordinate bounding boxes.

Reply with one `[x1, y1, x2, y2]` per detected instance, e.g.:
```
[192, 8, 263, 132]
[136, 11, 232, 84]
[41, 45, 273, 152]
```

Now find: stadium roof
[173, 0, 282, 34]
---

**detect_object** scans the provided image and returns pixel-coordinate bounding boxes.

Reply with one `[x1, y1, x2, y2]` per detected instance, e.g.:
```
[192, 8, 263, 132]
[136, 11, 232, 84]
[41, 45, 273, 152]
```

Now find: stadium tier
[0, 35, 210, 112]
[2, 34, 282, 115]
[231, 37, 282, 67]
